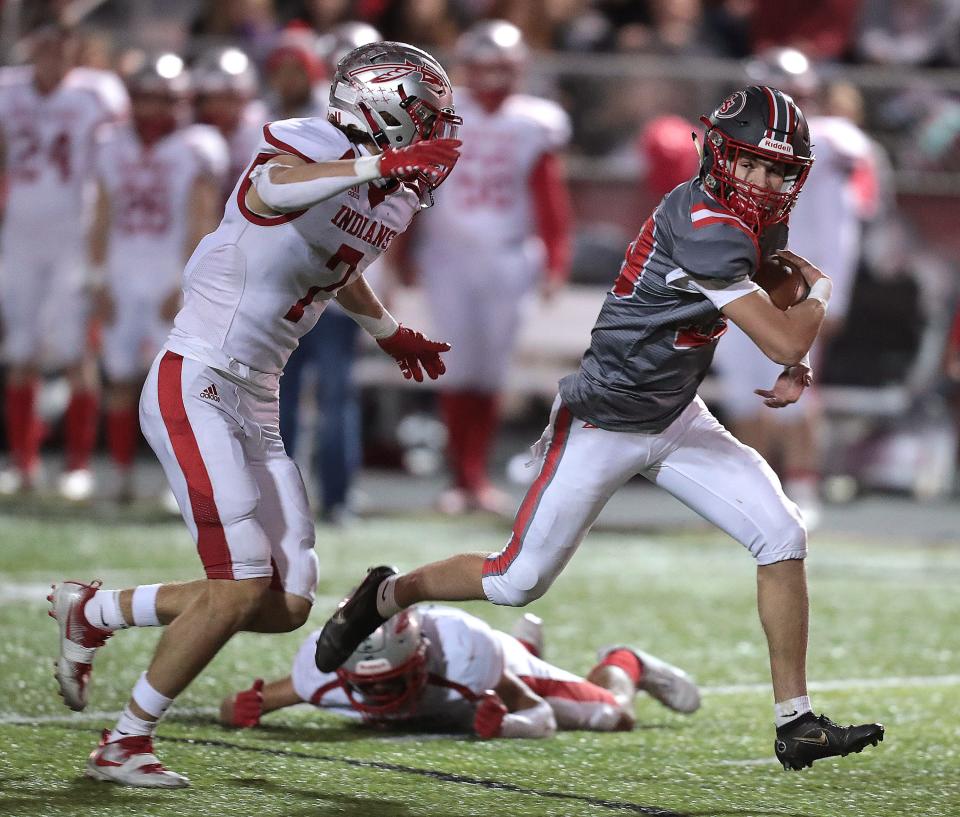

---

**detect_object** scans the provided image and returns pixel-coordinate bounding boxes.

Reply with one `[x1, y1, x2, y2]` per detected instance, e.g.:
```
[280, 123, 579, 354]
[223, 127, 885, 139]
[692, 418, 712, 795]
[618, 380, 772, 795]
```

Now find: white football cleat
[512, 613, 545, 658]
[598, 645, 701, 714]
[48, 580, 113, 711]
[85, 730, 189, 788]
[59, 468, 95, 502]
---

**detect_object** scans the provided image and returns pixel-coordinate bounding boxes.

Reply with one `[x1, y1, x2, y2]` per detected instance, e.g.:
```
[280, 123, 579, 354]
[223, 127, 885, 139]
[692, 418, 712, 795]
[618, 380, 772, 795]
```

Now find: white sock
[83, 589, 127, 631]
[110, 705, 157, 741]
[131, 672, 174, 719]
[774, 695, 813, 728]
[375, 575, 402, 618]
[131, 584, 162, 627]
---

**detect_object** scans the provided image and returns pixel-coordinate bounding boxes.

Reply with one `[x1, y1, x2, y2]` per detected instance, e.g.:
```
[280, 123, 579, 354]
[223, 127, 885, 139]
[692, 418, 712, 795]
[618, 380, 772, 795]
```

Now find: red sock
[5, 380, 41, 474]
[65, 389, 99, 471]
[440, 392, 471, 490]
[106, 406, 138, 469]
[461, 392, 498, 492]
[597, 649, 644, 686]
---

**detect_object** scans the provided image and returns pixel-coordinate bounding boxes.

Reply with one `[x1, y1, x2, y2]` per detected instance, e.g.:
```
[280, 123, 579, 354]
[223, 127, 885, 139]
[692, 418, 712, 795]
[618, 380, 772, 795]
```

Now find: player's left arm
[88, 180, 114, 325]
[335, 274, 450, 382]
[159, 173, 220, 322]
[473, 670, 557, 739]
[247, 138, 460, 216]
[529, 151, 573, 300]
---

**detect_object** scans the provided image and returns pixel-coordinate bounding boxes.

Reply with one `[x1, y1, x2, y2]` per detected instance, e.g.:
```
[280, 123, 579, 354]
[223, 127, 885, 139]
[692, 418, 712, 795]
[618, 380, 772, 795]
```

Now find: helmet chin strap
[358, 101, 391, 150]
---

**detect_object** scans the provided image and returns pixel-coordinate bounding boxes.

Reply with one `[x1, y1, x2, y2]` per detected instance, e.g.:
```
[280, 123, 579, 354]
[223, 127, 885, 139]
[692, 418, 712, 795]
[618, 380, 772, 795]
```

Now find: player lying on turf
[220, 608, 700, 737]
[313, 85, 884, 771]
[47, 41, 460, 789]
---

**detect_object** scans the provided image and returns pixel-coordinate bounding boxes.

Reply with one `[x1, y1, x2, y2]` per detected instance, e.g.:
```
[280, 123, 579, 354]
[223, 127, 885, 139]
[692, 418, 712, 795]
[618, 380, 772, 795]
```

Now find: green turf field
[1, 504, 958, 817]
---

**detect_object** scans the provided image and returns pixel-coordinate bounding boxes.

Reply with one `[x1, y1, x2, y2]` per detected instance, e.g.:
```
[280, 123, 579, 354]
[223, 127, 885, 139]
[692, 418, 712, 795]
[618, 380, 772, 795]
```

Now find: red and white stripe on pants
[139, 350, 318, 600]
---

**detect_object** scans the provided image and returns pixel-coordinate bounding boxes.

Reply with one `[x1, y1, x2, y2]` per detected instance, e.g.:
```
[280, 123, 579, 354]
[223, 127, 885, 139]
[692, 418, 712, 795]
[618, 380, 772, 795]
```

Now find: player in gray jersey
[315, 86, 884, 770]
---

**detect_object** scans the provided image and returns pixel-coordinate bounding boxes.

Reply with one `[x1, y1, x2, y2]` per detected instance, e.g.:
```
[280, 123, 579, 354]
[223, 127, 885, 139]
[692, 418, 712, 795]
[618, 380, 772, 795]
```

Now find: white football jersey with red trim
[416, 89, 570, 259]
[168, 117, 420, 382]
[291, 606, 508, 725]
[0, 66, 128, 234]
[97, 123, 228, 295]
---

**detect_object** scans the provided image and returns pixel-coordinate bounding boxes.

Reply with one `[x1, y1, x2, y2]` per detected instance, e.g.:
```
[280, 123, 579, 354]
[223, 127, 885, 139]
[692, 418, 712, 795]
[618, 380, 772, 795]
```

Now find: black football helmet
[699, 85, 814, 232]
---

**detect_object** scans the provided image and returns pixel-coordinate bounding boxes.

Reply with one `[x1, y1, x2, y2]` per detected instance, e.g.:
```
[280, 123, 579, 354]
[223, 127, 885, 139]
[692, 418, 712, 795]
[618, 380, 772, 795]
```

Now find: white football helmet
[336, 608, 428, 718]
[318, 21, 383, 71]
[455, 19, 527, 101]
[193, 46, 258, 98]
[455, 19, 528, 67]
[327, 41, 460, 153]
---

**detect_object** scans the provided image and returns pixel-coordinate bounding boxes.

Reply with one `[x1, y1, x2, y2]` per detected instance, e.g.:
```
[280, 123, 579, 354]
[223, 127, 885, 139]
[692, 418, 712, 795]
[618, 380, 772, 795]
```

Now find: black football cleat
[314, 566, 398, 672]
[775, 712, 884, 771]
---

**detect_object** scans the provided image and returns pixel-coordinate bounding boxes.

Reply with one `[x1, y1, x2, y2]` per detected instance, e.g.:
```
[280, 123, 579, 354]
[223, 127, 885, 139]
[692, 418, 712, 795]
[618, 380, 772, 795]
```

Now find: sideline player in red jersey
[48, 42, 460, 788]
[315, 86, 884, 772]
[221, 607, 699, 737]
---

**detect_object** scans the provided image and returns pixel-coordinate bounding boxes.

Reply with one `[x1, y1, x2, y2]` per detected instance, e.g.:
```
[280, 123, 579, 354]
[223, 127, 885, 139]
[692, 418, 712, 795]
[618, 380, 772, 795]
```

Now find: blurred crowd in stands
[1, 0, 959, 515]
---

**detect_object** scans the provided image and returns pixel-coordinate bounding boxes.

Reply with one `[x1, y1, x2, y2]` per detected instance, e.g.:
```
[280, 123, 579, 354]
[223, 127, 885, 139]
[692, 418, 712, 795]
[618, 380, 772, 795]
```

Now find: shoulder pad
[504, 94, 571, 150]
[670, 188, 760, 281]
[261, 117, 352, 162]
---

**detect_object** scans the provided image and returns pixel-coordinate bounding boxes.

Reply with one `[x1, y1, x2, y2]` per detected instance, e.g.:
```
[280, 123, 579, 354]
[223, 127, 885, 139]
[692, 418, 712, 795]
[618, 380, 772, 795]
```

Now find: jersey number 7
[284, 243, 365, 323]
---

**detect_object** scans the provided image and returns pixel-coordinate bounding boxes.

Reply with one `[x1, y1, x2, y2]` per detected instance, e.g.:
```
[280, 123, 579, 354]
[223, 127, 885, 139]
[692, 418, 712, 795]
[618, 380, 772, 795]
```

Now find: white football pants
[482, 395, 807, 607]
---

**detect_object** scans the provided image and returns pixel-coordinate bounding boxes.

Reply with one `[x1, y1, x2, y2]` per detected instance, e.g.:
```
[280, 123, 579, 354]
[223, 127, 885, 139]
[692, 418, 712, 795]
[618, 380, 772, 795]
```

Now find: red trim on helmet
[763, 86, 778, 140]
[336, 639, 428, 718]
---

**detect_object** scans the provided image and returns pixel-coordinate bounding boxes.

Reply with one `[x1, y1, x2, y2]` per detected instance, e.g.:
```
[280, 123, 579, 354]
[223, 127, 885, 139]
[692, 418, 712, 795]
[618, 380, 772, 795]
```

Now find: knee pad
[753, 510, 808, 565]
[482, 561, 550, 607]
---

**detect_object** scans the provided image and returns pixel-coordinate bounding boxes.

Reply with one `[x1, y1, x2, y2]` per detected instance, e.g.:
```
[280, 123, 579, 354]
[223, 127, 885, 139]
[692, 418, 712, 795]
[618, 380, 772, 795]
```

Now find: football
[753, 254, 810, 311]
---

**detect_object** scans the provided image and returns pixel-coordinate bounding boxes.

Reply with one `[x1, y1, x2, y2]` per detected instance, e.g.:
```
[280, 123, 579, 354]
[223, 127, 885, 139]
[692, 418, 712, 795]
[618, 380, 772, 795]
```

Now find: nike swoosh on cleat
[794, 731, 829, 746]
[94, 757, 125, 767]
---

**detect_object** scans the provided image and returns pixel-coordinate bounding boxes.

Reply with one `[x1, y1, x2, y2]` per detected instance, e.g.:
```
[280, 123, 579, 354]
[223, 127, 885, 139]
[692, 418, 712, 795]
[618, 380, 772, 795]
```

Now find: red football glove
[379, 139, 461, 184]
[377, 324, 450, 382]
[473, 691, 509, 739]
[227, 678, 264, 728]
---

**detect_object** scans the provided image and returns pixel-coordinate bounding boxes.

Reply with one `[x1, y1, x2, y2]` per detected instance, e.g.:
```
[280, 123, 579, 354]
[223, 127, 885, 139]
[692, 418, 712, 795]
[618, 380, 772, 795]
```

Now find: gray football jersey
[559, 179, 787, 432]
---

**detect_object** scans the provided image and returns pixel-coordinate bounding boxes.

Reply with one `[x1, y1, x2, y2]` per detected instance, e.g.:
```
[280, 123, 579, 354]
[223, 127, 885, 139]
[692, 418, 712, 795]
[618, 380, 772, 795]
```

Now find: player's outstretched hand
[755, 363, 813, 408]
[473, 691, 508, 739]
[220, 678, 264, 728]
[379, 139, 462, 184]
[377, 324, 450, 382]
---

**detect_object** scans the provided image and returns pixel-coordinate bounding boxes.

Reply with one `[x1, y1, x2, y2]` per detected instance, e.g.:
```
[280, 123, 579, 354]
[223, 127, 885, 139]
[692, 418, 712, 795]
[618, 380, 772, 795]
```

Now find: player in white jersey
[91, 55, 228, 500]
[402, 20, 573, 514]
[0, 25, 128, 496]
[713, 49, 882, 527]
[220, 606, 700, 737]
[193, 46, 269, 203]
[48, 42, 461, 788]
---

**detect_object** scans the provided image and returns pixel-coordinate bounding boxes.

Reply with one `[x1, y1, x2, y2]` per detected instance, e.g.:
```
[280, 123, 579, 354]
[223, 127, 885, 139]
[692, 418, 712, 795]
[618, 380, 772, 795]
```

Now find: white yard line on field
[0, 706, 219, 725]
[702, 675, 960, 695]
[2, 675, 959, 727]
[0, 582, 55, 603]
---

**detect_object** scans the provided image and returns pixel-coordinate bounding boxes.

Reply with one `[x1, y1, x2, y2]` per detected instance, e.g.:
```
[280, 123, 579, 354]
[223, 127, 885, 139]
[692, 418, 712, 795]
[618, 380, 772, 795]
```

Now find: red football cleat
[85, 729, 189, 788]
[48, 580, 112, 711]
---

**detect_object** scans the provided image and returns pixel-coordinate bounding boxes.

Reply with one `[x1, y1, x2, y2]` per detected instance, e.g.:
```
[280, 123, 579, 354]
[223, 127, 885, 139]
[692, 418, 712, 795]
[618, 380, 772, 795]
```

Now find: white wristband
[341, 305, 399, 339]
[353, 154, 383, 183]
[806, 278, 832, 310]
